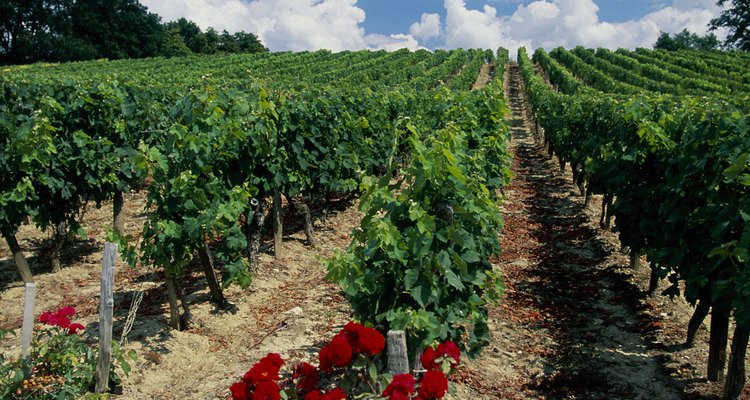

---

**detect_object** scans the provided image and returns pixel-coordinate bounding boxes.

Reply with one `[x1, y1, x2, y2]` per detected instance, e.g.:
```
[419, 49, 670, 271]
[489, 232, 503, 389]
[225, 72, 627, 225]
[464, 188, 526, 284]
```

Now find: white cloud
[365, 34, 422, 51]
[141, 0, 725, 53]
[444, 0, 511, 49]
[410, 13, 442, 42]
[441, 0, 724, 52]
[246, 0, 368, 51]
[142, 0, 371, 52]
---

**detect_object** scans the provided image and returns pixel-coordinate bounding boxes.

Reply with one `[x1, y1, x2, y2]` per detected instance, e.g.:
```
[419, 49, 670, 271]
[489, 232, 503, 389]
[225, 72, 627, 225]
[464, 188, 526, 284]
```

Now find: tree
[710, 0, 750, 50]
[0, 0, 75, 64]
[198, 27, 220, 54]
[234, 31, 268, 53]
[70, 0, 163, 60]
[654, 29, 720, 51]
[161, 28, 192, 58]
[164, 18, 203, 53]
[219, 30, 241, 53]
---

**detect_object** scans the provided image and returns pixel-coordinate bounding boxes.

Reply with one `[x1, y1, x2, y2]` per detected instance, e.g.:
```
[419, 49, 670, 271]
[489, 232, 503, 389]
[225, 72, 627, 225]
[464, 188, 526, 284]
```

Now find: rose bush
[0, 306, 136, 399]
[229, 322, 460, 400]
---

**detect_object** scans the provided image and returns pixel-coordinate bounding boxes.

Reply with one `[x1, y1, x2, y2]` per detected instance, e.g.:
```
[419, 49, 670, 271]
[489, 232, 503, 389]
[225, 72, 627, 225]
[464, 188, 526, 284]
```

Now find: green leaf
[445, 269, 465, 290]
[410, 279, 431, 307]
[404, 268, 420, 289]
[724, 153, 748, 182]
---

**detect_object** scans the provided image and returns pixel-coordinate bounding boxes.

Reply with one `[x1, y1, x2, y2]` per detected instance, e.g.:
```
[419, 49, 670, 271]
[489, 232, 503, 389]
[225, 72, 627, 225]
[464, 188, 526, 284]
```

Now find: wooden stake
[96, 242, 117, 393]
[21, 282, 36, 358]
[387, 331, 409, 375]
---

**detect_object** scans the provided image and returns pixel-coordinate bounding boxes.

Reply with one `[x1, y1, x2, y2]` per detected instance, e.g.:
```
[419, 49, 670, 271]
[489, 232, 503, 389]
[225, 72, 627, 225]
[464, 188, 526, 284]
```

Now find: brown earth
[0, 64, 743, 400]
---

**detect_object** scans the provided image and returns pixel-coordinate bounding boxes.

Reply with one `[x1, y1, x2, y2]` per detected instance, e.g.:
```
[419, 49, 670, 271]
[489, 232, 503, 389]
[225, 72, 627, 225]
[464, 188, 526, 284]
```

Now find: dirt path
[472, 63, 494, 90]
[454, 64, 684, 399]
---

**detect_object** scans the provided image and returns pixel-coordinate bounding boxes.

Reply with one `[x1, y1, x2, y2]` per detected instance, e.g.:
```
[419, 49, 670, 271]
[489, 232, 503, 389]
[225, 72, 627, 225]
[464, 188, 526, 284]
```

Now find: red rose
[304, 390, 323, 400]
[420, 346, 439, 370]
[319, 334, 352, 371]
[260, 353, 284, 369]
[356, 326, 385, 355]
[67, 323, 85, 334]
[382, 373, 416, 398]
[57, 306, 76, 317]
[417, 370, 448, 399]
[243, 353, 284, 384]
[293, 362, 319, 392]
[305, 389, 346, 400]
[252, 381, 280, 400]
[436, 341, 460, 365]
[39, 311, 53, 324]
[341, 323, 385, 356]
[230, 381, 250, 400]
[321, 388, 347, 400]
[49, 314, 71, 329]
[319, 346, 333, 372]
[39, 310, 72, 329]
[389, 394, 410, 400]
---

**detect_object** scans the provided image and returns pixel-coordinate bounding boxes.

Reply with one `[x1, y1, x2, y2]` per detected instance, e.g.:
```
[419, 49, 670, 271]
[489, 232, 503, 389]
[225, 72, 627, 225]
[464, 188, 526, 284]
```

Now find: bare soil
[0, 64, 743, 400]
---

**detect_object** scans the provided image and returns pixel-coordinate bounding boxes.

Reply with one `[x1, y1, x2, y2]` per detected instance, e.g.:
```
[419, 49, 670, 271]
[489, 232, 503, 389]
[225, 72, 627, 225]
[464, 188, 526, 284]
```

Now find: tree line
[0, 0, 267, 65]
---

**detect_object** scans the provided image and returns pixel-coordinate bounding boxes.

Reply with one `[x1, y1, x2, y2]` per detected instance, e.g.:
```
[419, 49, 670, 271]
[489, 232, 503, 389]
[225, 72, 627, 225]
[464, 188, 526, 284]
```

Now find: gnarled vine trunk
[2, 229, 34, 283]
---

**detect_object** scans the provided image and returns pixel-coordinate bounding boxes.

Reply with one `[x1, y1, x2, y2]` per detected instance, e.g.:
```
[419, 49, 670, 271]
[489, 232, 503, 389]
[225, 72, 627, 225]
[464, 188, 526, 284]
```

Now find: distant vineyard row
[520, 46, 750, 400]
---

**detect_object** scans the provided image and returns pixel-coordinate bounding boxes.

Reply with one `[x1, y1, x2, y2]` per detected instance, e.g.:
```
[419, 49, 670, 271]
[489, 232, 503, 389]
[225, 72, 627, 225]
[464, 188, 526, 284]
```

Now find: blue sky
[140, 0, 724, 53]
[358, 0, 662, 34]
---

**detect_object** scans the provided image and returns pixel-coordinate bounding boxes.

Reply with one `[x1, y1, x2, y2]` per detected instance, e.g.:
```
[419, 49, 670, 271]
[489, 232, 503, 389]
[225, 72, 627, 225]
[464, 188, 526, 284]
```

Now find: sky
[139, 0, 726, 54]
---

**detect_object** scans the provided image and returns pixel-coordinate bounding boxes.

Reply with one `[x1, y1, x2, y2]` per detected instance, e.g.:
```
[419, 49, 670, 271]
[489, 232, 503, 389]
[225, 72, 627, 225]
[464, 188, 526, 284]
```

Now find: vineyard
[0, 45, 748, 399]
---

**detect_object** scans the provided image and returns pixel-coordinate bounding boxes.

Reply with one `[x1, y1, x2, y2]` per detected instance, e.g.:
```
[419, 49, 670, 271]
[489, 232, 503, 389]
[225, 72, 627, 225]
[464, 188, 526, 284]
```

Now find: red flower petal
[420, 346, 439, 370]
[322, 334, 352, 369]
[382, 373, 416, 397]
[321, 388, 346, 400]
[252, 380, 280, 400]
[230, 381, 250, 400]
[357, 326, 385, 356]
[417, 370, 448, 399]
[436, 341, 460, 364]
[39, 311, 53, 324]
[67, 323, 85, 334]
[56, 306, 76, 317]
[293, 362, 319, 392]
[304, 390, 323, 400]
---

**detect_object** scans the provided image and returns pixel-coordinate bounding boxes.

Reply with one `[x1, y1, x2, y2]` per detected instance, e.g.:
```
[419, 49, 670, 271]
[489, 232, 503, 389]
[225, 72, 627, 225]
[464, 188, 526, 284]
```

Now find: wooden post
[387, 330, 409, 375]
[21, 282, 36, 358]
[96, 242, 117, 393]
[273, 190, 283, 258]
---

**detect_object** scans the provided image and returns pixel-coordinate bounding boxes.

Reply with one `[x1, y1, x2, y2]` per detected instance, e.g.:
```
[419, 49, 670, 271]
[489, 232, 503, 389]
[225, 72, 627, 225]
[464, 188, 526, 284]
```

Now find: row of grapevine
[327, 60, 512, 358]
[547, 46, 750, 96]
[1, 48, 511, 343]
[520, 47, 750, 399]
[617, 48, 750, 94]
